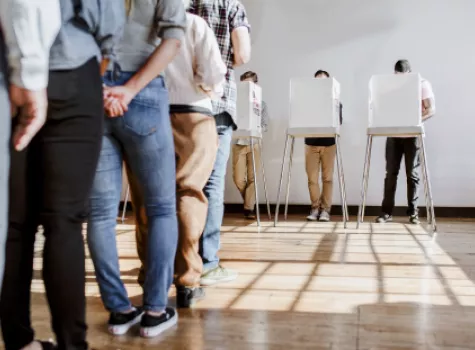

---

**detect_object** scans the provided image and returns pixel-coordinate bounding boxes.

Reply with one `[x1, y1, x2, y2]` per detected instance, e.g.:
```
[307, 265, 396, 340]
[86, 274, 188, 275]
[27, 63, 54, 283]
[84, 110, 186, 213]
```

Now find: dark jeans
[381, 137, 420, 216]
[0, 58, 103, 350]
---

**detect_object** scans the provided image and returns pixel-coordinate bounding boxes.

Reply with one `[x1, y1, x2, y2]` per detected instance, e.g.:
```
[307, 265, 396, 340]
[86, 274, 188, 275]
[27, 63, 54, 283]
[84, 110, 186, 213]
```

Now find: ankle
[146, 310, 165, 317]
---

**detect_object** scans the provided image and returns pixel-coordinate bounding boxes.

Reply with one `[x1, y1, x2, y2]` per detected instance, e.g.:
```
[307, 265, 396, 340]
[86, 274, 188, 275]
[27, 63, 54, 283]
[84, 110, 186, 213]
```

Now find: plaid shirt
[189, 0, 250, 122]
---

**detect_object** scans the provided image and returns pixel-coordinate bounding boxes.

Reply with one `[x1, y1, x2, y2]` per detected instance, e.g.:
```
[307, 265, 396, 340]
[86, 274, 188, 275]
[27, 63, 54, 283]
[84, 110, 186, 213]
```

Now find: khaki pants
[232, 143, 260, 210]
[305, 144, 336, 212]
[129, 112, 218, 287]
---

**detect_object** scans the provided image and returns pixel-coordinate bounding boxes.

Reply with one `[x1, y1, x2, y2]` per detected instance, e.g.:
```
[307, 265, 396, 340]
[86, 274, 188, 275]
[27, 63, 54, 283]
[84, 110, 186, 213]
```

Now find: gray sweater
[114, 0, 187, 72]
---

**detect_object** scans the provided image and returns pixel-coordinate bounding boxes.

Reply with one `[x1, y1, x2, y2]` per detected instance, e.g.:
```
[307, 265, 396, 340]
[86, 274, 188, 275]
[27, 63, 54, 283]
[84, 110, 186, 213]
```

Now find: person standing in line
[87, 0, 186, 338]
[165, 0, 226, 307]
[232, 71, 269, 220]
[376, 59, 436, 225]
[305, 70, 342, 222]
[0, 0, 125, 349]
[132, 0, 251, 295]
[0, 0, 59, 297]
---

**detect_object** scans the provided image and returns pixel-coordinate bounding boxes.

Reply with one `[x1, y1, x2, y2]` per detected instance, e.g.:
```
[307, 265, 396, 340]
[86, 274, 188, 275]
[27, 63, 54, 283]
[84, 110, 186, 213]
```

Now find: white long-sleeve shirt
[165, 12, 226, 115]
[0, 0, 61, 90]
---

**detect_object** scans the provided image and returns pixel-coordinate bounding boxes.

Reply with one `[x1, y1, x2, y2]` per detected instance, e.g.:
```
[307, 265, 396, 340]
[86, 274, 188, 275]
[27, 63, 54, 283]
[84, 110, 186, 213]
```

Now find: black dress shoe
[40, 341, 56, 350]
[176, 286, 205, 308]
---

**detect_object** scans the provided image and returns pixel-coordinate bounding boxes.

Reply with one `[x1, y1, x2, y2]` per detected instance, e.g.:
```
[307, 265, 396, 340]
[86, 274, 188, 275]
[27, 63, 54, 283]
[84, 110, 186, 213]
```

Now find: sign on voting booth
[369, 73, 422, 128]
[236, 81, 262, 135]
[289, 77, 340, 129]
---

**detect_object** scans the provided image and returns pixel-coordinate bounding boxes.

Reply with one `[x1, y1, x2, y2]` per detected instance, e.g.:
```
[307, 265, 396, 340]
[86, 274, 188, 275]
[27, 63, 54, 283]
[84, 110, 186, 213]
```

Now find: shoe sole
[306, 216, 318, 222]
[376, 219, 393, 223]
[200, 274, 237, 286]
[108, 313, 143, 335]
[140, 312, 178, 338]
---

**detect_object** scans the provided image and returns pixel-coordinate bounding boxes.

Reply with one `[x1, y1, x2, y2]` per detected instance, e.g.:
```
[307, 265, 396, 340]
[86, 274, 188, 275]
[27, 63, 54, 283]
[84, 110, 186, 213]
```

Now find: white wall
[225, 0, 475, 207]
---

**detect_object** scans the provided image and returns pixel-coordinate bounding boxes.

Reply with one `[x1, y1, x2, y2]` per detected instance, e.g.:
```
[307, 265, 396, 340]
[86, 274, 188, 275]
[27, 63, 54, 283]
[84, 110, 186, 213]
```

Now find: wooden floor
[7, 215, 475, 349]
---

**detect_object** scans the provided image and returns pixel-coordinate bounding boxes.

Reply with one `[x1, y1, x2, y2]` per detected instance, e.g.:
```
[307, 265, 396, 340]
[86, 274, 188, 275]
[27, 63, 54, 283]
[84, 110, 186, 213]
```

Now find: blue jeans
[199, 118, 233, 271]
[87, 72, 177, 313]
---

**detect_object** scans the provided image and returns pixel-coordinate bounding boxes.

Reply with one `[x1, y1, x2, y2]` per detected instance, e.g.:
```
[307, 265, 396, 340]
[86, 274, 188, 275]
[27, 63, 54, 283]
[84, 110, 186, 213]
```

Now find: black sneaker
[140, 307, 178, 338]
[40, 341, 56, 350]
[176, 286, 206, 308]
[244, 210, 256, 220]
[376, 214, 393, 223]
[409, 214, 420, 225]
[108, 307, 144, 335]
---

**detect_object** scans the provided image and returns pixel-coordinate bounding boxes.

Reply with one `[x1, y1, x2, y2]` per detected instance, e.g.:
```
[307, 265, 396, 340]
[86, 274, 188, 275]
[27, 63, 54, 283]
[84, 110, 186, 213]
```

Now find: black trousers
[381, 137, 420, 216]
[0, 58, 103, 350]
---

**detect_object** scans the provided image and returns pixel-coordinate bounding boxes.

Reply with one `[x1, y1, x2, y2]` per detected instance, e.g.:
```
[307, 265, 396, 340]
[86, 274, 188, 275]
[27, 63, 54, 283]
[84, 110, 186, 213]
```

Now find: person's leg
[87, 132, 132, 313]
[305, 145, 321, 220]
[232, 144, 248, 203]
[40, 58, 103, 349]
[171, 112, 218, 307]
[403, 137, 420, 220]
[244, 143, 261, 212]
[380, 138, 404, 220]
[319, 144, 337, 221]
[118, 76, 177, 336]
[199, 114, 235, 286]
[1, 124, 40, 350]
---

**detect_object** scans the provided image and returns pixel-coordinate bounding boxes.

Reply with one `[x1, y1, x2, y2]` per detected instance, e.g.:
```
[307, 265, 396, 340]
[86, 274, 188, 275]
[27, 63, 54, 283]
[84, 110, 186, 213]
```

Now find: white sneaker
[306, 209, 319, 221]
[318, 211, 330, 222]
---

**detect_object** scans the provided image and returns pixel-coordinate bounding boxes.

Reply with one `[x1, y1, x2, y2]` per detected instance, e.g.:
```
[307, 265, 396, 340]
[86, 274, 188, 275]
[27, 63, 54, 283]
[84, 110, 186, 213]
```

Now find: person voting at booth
[376, 59, 436, 224]
[305, 70, 343, 222]
[233, 71, 269, 219]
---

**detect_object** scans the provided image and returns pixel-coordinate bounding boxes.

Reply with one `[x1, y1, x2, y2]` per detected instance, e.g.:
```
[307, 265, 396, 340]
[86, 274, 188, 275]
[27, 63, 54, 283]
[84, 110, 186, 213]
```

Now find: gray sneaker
[306, 209, 319, 221]
[318, 210, 330, 222]
[200, 266, 238, 286]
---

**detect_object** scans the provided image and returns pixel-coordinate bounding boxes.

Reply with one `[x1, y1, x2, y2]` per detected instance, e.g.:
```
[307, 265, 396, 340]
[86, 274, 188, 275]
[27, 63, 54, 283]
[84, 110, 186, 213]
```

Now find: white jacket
[165, 13, 226, 113]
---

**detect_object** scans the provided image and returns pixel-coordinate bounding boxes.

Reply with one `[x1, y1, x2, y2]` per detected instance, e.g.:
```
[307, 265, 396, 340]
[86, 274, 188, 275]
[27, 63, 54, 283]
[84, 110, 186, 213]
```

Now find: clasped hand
[103, 85, 135, 117]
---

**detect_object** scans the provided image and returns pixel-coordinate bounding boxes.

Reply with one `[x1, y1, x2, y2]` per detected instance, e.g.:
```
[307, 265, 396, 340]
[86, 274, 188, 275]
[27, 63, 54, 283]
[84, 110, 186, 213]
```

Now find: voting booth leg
[274, 134, 291, 227]
[250, 137, 261, 227]
[357, 135, 373, 229]
[335, 136, 348, 228]
[419, 135, 436, 232]
[284, 136, 296, 221]
[259, 140, 272, 220]
[121, 185, 130, 223]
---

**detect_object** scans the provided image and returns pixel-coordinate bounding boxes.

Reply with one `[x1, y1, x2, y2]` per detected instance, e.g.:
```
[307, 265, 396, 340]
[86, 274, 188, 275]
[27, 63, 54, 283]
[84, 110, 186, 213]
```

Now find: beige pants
[232, 143, 260, 210]
[305, 144, 336, 211]
[129, 112, 218, 288]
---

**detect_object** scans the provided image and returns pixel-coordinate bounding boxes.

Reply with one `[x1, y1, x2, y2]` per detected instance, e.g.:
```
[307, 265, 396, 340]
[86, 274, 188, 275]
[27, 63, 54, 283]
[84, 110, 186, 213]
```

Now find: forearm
[0, 0, 60, 90]
[421, 98, 435, 121]
[125, 39, 181, 94]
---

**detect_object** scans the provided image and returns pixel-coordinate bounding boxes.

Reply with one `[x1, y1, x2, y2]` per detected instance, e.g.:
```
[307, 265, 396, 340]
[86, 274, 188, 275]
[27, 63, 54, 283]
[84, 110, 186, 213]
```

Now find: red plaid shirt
[189, 0, 250, 120]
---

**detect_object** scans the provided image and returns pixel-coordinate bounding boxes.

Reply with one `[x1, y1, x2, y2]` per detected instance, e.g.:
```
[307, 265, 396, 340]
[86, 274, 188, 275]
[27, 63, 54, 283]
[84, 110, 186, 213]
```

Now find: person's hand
[103, 85, 135, 117]
[10, 84, 48, 151]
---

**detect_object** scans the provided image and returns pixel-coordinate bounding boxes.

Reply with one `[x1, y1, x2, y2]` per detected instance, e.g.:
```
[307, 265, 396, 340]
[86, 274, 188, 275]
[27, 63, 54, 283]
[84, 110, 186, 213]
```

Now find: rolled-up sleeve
[0, 0, 61, 90]
[229, 0, 250, 32]
[155, 0, 186, 41]
[95, 0, 126, 61]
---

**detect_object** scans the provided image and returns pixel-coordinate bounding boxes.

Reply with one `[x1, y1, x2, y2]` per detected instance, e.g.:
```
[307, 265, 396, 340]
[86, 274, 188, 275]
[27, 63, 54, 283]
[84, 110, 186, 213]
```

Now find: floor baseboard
[119, 202, 475, 218]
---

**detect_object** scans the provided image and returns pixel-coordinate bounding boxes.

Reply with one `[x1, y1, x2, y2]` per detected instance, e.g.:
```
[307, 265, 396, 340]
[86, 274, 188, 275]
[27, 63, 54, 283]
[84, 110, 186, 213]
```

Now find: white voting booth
[234, 81, 271, 226]
[357, 73, 436, 232]
[274, 77, 349, 227]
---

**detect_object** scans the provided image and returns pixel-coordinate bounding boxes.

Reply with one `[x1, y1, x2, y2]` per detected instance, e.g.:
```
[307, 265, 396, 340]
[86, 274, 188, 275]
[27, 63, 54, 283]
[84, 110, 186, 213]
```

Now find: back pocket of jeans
[122, 81, 166, 136]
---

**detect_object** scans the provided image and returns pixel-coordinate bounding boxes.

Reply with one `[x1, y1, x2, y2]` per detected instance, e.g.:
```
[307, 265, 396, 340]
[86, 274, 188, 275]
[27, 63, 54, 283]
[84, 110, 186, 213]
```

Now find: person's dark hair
[314, 70, 330, 78]
[394, 59, 411, 73]
[240, 71, 258, 83]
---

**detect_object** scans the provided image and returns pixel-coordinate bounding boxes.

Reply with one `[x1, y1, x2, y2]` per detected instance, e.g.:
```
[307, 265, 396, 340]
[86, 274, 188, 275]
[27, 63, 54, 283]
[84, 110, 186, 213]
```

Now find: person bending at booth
[376, 59, 436, 224]
[305, 70, 342, 222]
[232, 71, 269, 220]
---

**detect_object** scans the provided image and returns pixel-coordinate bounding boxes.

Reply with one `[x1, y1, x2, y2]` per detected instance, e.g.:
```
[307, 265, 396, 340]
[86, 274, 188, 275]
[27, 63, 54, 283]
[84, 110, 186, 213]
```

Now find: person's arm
[229, 0, 251, 67]
[421, 81, 436, 121]
[94, 0, 126, 75]
[261, 100, 269, 132]
[105, 0, 186, 116]
[194, 18, 227, 99]
[0, 0, 61, 90]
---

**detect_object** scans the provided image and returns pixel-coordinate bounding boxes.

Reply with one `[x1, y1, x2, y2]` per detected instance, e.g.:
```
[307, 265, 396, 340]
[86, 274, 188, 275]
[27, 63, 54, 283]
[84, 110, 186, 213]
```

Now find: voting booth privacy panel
[369, 73, 422, 129]
[236, 81, 263, 137]
[289, 77, 341, 130]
